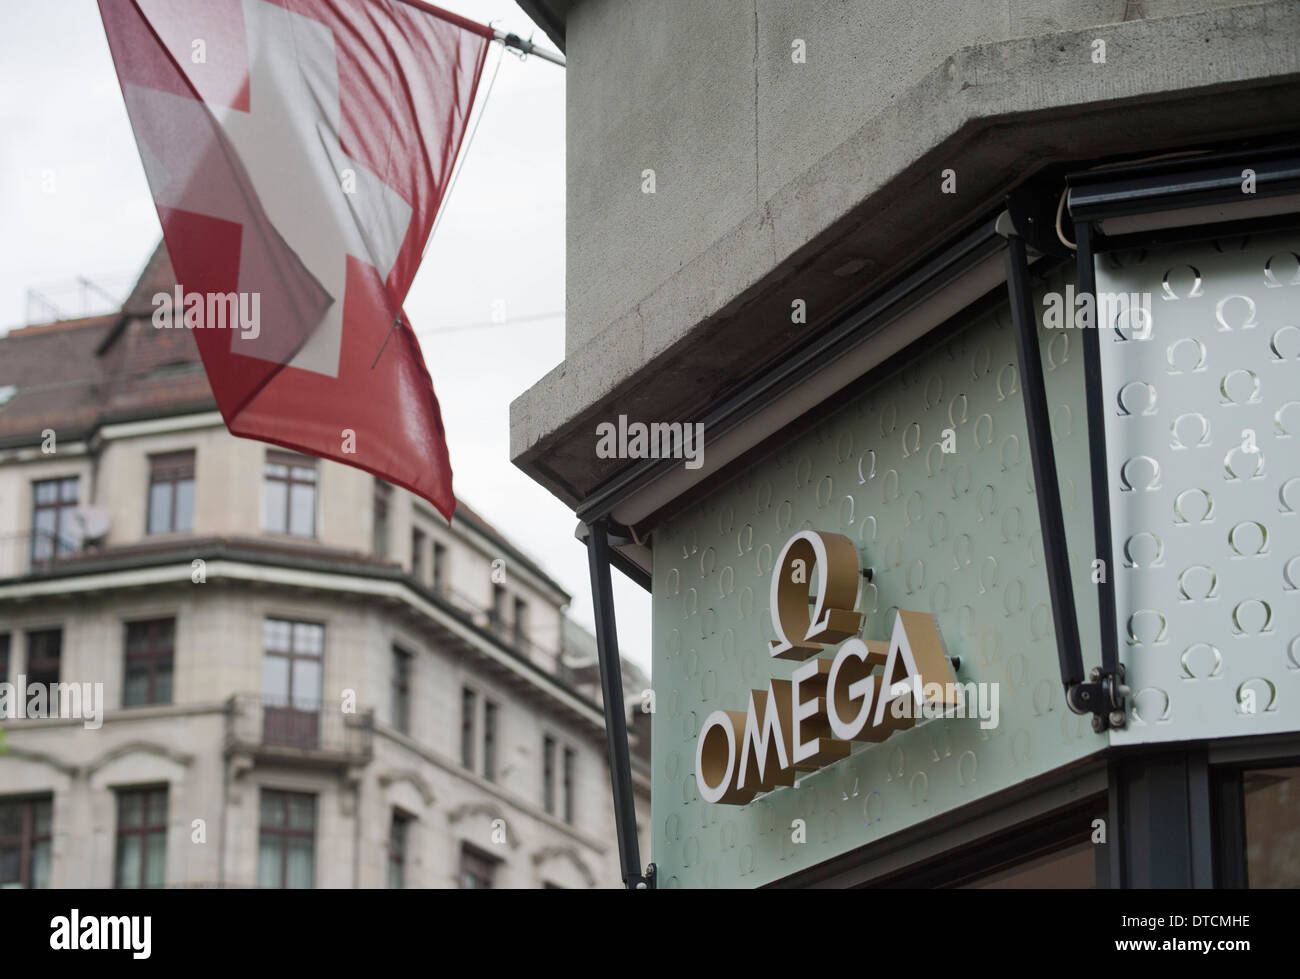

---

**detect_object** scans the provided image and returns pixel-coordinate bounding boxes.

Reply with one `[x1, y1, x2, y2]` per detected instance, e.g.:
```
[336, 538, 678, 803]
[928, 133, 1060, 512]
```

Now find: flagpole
[389, 0, 564, 66]
[492, 30, 566, 67]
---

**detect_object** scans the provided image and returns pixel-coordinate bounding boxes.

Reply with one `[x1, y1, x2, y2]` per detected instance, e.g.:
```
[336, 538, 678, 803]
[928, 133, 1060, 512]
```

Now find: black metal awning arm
[1054, 141, 1300, 728]
[1001, 231, 1087, 688]
[583, 518, 654, 889]
[1000, 200, 1129, 732]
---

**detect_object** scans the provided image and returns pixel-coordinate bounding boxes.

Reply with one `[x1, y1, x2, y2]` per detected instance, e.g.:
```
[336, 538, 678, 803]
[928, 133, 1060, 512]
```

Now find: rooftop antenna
[79, 276, 120, 314]
[25, 288, 64, 324]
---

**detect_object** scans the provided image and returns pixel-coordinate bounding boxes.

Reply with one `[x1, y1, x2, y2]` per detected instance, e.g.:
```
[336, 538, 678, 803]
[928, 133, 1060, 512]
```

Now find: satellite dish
[74, 506, 111, 544]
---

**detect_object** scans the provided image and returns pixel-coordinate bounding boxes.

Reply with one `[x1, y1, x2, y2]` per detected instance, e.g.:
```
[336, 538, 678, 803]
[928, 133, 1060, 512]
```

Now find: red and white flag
[99, 0, 493, 521]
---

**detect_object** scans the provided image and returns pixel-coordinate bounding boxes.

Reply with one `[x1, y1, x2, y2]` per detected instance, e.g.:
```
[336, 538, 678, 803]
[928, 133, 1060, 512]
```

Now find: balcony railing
[0, 530, 85, 579]
[224, 694, 373, 767]
[435, 583, 573, 674]
[406, 581, 595, 688]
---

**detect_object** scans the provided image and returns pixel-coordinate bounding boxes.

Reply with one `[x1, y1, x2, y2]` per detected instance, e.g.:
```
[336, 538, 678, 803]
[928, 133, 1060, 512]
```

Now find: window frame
[459, 685, 499, 781]
[372, 479, 391, 559]
[391, 646, 412, 735]
[411, 527, 426, 583]
[257, 789, 317, 889]
[432, 541, 448, 594]
[262, 618, 324, 711]
[145, 451, 195, 536]
[387, 810, 412, 889]
[25, 628, 61, 690]
[123, 618, 175, 708]
[563, 745, 576, 825]
[483, 699, 498, 782]
[113, 785, 169, 889]
[1209, 743, 1300, 889]
[262, 451, 318, 538]
[460, 686, 477, 771]
[512, 596, 528, 647]
[542, 731, 577, 823]
[458, 843, 498, 889]
[261, 619, 325, 750]
[30, 476, 79, 564]
[490, 583, 506, 628]
[0, 795, 53, 889]
[542, 734, 557, 816]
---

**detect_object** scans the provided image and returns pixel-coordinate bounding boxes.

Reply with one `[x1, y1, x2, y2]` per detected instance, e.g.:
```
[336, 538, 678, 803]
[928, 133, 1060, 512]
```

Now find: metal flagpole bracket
[582, 518, 655, 889]
[492, 28, 566, 66]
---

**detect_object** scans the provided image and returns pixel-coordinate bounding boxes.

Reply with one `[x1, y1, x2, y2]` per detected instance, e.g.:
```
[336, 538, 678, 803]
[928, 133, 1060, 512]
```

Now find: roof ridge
[3, 313, 119, 337]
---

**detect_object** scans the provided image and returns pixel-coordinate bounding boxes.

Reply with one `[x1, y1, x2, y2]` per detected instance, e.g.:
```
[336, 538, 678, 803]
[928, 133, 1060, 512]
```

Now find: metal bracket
[631, 863, 657, 890]
[1004, 174, 1076, 258]
[808, 566, 873, 605]
[492, 29, 566, 67]
[1067, 664, 1130, 732]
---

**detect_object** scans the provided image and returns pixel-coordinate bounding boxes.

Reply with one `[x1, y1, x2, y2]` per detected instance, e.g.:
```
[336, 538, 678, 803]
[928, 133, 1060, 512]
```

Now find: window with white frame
[460, 686, 499, 782]
[543, 734, 578, 825]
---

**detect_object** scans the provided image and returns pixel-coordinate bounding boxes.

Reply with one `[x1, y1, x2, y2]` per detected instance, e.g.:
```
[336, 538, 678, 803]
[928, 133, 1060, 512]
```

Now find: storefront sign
[695, 530, 958, 805]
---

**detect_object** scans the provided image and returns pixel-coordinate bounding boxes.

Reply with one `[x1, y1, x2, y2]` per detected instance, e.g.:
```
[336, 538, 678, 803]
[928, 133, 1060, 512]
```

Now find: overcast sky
[0, 0, 653, 672]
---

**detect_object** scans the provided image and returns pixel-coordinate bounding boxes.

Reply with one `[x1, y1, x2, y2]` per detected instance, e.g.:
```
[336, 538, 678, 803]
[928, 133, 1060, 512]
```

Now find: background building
[0, 245, 650, 889]
[510, 0, 1300, 887]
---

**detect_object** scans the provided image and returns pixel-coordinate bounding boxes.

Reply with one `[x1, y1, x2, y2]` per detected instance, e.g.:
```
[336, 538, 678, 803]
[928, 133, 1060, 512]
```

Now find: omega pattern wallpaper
[651, 265, 1109, 888]
[1100, 230, 1300, 746]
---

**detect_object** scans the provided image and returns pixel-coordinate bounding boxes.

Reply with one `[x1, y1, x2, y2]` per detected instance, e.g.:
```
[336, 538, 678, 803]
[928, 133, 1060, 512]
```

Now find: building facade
[510, 1, 1300, 887]
[0, 247, 650, 889]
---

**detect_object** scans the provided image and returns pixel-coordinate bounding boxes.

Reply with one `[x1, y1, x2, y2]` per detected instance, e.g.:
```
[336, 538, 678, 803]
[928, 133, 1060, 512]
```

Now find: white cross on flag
[99, 0, 494, 521]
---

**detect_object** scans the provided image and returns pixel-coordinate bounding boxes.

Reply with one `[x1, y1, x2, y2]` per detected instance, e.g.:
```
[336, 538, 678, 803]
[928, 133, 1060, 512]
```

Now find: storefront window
[960, 840, 1096, 889]
[1243, 766, 1300, 888]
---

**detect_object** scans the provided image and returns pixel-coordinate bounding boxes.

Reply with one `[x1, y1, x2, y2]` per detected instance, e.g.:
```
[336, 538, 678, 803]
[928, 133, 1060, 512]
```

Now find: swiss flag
[99, 0, 494, 521]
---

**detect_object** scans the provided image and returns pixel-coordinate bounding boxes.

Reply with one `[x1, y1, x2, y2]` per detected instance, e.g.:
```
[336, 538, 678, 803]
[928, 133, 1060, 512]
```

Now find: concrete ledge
[510, 0, 1300, 508]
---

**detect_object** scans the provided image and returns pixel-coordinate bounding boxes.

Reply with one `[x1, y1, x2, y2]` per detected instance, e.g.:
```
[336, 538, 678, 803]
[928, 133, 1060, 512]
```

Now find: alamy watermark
[886, 675, 1001, 730]
[152, 286, 260, 340]
[50, 909, 151, 959]
[1043, 285, 1153, 338]
[0, 676, 104, 730]
[595, 414, 705, 470]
